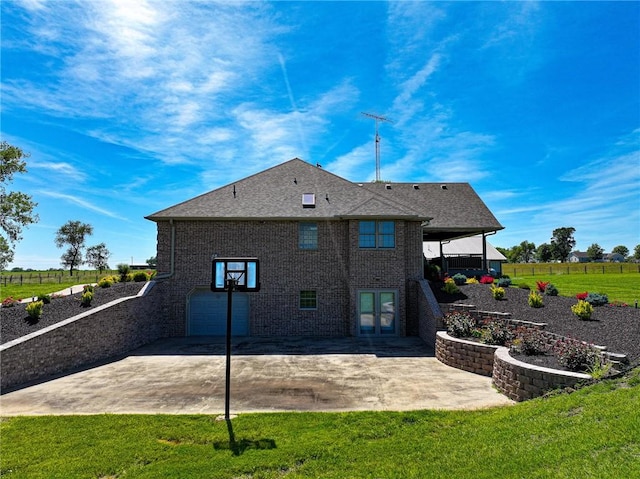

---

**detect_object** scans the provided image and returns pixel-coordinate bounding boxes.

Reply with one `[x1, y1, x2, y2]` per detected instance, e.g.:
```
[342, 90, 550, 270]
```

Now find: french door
[358, 290, 398, 336]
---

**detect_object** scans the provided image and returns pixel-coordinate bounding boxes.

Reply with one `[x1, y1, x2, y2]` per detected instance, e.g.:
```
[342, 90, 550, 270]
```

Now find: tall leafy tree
[611, 245, 629, 259]
[85, 243, 111, 273]
[0, 236, 13, 270]
[536, 243, 553, 263]
[55, 220, 93, 276]
[518, 241, 536, 263]
[633, 244, 640, 262]
[586, 243, 604, 261]
[0, 141, 39, 268]
[550, 227, 576, 263]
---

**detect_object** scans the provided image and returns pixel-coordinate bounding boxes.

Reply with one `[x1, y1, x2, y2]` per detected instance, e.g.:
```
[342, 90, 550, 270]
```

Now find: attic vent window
[302, 193, 316, 208]
[385, 184, 392, 190]
[440, 184, 448, 190]
[413, 184, 419, 190]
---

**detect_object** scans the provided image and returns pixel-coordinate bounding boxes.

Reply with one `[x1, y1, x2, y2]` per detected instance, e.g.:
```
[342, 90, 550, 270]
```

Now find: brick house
[145, 158, 503, 338]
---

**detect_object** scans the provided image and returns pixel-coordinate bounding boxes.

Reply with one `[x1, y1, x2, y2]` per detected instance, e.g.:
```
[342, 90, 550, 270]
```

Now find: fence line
[1, 271, 118, 287]
[503, 263, 640, 276]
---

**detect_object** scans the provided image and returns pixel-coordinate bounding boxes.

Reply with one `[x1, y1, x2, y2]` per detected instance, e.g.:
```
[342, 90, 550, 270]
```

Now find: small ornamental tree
[85, 243, 111, 273]
[55, 220, 93, 276]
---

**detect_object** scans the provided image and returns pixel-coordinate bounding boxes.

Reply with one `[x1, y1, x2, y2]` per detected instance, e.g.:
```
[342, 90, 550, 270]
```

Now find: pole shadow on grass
[213, 419, 276, 456]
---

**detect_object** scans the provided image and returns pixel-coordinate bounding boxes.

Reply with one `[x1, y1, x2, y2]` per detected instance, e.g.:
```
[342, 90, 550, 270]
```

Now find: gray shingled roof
[359, 182, 503, 240]
[145, 158, 503, 240]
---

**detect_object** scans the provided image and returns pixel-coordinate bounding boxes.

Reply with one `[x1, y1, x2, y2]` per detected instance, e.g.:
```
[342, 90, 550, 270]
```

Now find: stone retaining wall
[0, 282, 163, 391]
[435, 331, 497, 376]
[435, 331, 593, 401]
[416, 280, 443, 347]
[492, 348, 591, 401]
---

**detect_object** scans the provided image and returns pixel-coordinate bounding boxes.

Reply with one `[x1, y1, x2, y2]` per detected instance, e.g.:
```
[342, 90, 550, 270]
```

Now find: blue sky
[1, 0, 639, 270]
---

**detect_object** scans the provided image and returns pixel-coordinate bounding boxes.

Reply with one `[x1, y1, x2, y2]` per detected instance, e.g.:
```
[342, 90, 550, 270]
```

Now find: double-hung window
[299, 222, 318, 250]
[359, 220, 395, 248]
[299, 290, 317, 310]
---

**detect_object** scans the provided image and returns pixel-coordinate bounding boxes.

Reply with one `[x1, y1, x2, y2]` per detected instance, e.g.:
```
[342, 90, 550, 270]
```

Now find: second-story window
[359, 220, 395, 249]
[299, 222, 318, 249]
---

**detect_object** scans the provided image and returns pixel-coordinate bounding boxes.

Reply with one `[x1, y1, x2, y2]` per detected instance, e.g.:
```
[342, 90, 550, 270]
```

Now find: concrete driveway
[0, 337, 513, 416]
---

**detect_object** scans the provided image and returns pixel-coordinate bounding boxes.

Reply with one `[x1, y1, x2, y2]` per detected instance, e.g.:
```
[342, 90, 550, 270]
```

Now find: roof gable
[146, 158, 427, 221]
[146, 158, 503, 239]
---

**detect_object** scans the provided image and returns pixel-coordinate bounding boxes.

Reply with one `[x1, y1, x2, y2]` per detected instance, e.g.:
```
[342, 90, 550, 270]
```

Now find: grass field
[499, 269, 640, 305]
[1, 367, 639, 478]
[0, 270, 144, 301]
[502, 262, 640, 276]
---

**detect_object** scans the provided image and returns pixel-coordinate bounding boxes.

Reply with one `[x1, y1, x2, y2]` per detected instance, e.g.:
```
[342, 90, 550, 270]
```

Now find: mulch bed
[0, 282, 146, 345]
[433, 282, 640, 365]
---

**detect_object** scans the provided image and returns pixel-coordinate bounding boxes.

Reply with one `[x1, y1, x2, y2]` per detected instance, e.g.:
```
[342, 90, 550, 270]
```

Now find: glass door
[358, 290, 397, 335]
[359, 292, 376, 334]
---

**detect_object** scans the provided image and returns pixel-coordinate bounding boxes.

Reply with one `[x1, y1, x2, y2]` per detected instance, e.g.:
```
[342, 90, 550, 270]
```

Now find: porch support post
[482, 232, 488, 274]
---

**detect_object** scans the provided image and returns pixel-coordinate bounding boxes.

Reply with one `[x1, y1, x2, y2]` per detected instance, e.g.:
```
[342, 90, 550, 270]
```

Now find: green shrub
[117, 263, 130, 282]
[511, 327, 549, 355]
[544, 283, 559, 296]
[37, 294, 52, 304]
[80, 290, 94, 306]
[424, 263, 440, 281]
[496, 277, 511, 288]
[451, 274, 467, 286]
[82, 284, 94, 293]
[133, 271, 149, 282]
[553, 338, 599, 372]
[528, 290, 543, 308]
[25, 300, 44, 320]
[491, 284, 505, 300]
[585, 292, 609, 307]
[444, 311, 476, 338]
[441, 279, 460, 295]
[479, 320, 513, 345]
[588, 355, 613, 379]
[98, 277, 113, 288]
[571, 300, 594, 320]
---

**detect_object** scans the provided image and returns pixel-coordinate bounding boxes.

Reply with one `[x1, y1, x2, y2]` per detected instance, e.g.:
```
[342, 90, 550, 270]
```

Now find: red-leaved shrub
[536, 281, 550, 293]
[479, 275, 494, 284]
[576, 292, 588, 301]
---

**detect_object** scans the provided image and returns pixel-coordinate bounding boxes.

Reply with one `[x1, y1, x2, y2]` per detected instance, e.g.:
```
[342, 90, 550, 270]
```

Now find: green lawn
[0, 270, 113, 302]
[2, 368, 639, 478]
[501, 272, 640, 305]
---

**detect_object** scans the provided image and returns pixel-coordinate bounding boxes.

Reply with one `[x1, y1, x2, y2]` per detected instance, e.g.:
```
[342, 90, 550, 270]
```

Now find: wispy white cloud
[495, 129, 640, 250]
[39, 191, 130, 221]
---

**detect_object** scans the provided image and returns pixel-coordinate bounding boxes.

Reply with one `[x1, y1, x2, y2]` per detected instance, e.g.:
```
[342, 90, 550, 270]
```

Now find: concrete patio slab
[0, 337, 513, 416]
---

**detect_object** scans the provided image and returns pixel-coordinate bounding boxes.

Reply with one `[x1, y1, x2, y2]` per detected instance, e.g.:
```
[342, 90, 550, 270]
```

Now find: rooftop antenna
[361, 112, 392, 182]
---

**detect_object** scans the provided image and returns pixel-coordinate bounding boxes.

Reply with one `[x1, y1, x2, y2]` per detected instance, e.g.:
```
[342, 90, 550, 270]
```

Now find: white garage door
[188, 289, 249, 336]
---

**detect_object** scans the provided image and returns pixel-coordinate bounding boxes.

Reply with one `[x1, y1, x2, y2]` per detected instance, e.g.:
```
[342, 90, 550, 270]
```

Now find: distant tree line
[497, 227, 640, 263]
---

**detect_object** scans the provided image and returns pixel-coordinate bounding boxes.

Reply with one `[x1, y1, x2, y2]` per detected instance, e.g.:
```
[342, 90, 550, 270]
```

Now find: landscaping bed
[433, 282, 640, 364]
[0, 282, 146, 345]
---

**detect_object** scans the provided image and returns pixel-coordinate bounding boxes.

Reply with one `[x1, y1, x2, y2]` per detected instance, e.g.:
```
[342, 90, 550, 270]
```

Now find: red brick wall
[153, 219, 424, 337]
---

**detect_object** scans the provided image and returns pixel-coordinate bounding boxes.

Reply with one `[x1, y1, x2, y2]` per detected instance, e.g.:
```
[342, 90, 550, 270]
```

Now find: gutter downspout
[483, 230, 497, 275]
[154, 219, 175, 280]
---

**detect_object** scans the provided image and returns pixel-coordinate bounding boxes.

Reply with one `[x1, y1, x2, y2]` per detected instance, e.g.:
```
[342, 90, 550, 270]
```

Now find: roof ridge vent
[440, 184, 448, 190]
[413, 184, 419, 190]
[385, 183, 392, 190]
